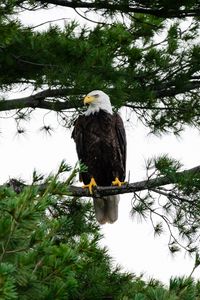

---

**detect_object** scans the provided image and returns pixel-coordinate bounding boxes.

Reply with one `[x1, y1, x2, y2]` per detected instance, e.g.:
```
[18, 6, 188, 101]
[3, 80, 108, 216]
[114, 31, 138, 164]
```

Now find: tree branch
[39, 0, 200, 18]
[6, 165, 200, 198]
[2, 82, 200, 113]
[155, 81, 200, 98]
[0, 88, 84, 112]
[68, 165, 200, 197]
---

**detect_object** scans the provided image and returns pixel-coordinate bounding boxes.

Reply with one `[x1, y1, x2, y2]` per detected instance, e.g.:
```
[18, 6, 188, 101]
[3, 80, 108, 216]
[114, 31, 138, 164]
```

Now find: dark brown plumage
[72, 110, 126, 186]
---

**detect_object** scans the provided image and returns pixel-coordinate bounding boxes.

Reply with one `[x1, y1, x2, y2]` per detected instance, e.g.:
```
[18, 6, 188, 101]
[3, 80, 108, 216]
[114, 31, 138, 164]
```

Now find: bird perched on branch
[72, 90, 126, 224]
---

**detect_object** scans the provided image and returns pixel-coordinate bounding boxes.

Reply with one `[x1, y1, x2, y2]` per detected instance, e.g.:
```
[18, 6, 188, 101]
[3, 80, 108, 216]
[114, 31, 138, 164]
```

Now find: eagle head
[84, 90, 113, 116]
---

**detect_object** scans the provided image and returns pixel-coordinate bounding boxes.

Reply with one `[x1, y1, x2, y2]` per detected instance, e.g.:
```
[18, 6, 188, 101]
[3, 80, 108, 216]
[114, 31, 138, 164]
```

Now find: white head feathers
[84, 90, 113, 116]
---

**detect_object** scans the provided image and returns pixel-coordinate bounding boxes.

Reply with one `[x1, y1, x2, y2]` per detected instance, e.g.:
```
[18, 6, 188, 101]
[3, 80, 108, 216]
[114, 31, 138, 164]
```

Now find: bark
[0, 88, 83, 112]
[6, 165, 200, 197]
[1, 82, 200, 113]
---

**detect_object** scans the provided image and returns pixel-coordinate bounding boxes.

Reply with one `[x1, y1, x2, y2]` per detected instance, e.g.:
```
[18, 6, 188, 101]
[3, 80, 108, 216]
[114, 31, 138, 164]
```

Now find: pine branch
[7, 165, 200, 198]
[0, 88, 83, 112]
[2, 81, 200, 113]
[39, 0, 200, 18]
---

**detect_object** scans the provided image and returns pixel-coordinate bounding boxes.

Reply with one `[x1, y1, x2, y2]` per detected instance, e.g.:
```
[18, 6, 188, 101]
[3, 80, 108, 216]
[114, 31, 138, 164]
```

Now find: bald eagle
[72, 90, 126, 224]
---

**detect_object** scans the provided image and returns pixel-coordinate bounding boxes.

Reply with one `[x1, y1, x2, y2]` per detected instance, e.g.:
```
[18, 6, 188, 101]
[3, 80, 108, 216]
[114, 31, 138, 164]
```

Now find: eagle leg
[82, 177, 97, 194]
[112, 177, 125, 187]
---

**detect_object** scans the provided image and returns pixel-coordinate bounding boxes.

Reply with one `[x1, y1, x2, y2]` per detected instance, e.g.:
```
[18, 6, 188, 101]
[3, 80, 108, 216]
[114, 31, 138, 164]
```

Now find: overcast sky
[2, 5, 200, 284]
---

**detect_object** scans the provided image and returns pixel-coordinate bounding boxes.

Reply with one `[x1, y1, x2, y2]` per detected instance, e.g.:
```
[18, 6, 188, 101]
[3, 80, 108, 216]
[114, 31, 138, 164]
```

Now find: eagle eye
[93, 94, 99, 97]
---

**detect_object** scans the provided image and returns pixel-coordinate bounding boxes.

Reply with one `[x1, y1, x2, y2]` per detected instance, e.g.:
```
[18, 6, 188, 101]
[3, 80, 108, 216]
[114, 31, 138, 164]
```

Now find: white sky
[2, 5, 200, 284]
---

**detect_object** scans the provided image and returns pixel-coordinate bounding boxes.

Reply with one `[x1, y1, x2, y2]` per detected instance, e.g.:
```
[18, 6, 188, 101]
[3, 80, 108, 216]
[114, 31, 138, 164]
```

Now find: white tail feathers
[93, 195, 120, 224]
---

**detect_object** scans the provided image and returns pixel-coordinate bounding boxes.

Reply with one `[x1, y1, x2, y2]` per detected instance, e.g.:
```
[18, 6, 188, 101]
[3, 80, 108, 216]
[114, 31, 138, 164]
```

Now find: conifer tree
[0, 163, 200, 299]
[0, 1, 200, 297]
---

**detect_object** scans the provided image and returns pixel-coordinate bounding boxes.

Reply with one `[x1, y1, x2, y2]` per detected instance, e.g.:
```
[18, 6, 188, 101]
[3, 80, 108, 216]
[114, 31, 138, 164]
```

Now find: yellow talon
[112, 177, 125, 187]
[82, 177, 97, 194]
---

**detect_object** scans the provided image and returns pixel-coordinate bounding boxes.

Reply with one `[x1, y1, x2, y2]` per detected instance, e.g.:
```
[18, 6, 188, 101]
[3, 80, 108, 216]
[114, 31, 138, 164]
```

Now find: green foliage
[0, 1, 200, 132]
[169, 277, 200, 300]
[0, 163, 199, 299]
[0, 164, 129, 299]
[154, 155, 182, 176]
[131, 155, 200, 254]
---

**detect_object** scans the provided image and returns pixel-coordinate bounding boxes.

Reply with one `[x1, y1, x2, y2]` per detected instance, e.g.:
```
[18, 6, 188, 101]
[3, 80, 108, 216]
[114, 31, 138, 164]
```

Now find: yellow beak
[83, 95, 95, 105]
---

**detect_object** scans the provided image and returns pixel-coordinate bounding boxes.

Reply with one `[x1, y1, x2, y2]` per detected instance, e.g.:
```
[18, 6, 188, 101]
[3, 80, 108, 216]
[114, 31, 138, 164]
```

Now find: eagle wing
[71, 115, 85, 182]
[114, 113, 127, 180]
